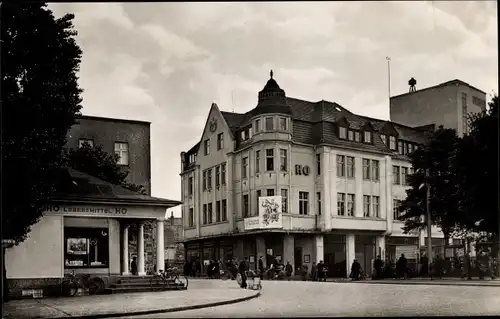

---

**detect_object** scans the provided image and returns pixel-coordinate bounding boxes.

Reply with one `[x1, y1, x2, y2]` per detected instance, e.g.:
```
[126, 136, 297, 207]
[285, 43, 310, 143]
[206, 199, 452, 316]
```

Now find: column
[235, 239, 244, 260]
[156, 219, 165, 274]
[314, 234, 324, 263]
[375, 235, 386, 258]
[122, 225, 130, 275]
[384, 156, 393, 235]
[346, 234, 355, 278]
[137, 221, 146, 276]
[256, 236, 266, 269]
[283, 235, 295, 266]
[322, 151, 332, 230]
[354, 157, 363, 218]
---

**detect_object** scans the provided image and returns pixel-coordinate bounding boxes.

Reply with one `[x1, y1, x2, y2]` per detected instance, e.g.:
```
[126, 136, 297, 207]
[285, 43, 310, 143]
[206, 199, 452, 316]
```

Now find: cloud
[48, 2, 497, 216]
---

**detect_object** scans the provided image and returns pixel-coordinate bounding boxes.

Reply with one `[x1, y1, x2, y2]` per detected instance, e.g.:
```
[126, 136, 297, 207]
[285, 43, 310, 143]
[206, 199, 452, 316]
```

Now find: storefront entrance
[324, 234, 346, 277]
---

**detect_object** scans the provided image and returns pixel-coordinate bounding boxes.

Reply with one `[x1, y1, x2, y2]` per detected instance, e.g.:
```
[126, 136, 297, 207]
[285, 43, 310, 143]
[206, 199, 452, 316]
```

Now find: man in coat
[258, 256, 265, 280]
[238, 257, 248, 288]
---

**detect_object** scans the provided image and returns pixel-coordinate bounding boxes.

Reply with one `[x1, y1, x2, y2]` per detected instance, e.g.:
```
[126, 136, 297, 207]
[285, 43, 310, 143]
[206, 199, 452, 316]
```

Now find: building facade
[67, 115, 152, 195]
[390, 79, 487, 137]
[180, 72, 446, 278]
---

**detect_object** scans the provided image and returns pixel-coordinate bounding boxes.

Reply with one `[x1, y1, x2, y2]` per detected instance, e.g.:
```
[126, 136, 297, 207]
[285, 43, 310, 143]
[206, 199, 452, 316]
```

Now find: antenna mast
[386, 56, 392, 99]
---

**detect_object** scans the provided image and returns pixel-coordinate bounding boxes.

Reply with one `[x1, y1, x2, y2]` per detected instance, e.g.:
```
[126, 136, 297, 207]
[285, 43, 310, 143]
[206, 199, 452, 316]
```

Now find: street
[120, 280, 500, 318]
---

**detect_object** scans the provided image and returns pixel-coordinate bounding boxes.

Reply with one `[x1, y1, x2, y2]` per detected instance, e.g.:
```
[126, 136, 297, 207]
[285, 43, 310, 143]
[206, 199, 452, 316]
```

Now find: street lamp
[418, 168, 433, 271]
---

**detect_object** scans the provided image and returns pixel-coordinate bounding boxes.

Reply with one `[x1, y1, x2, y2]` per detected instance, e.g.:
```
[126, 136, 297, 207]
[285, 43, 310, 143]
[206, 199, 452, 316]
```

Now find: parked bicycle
[60, 271, 105, 297]
[149, 267, 188, 291]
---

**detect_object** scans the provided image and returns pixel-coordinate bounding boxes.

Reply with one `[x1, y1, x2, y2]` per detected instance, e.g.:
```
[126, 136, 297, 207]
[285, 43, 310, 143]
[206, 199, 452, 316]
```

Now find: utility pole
[386, 56, 392, 99]
[426, 168, 433, 270]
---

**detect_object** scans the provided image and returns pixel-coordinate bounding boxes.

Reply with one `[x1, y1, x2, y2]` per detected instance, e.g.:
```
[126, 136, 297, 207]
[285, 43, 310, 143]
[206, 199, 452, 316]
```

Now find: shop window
[64, 227, 109, 268]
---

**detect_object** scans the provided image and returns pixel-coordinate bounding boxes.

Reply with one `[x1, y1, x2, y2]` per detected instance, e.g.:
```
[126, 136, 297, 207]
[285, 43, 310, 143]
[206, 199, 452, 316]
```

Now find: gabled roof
[52, 168, 181, 207]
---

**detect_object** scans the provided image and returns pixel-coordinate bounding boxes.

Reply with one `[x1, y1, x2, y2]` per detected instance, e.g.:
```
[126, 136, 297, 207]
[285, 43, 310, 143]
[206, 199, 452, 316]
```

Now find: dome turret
[251, 70, 291, 116]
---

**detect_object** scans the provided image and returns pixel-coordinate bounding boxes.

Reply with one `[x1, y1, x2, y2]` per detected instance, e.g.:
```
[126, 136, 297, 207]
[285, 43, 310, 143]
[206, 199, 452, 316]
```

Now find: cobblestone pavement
[2, 280, 258, 319]
[123, 280, 500, 318]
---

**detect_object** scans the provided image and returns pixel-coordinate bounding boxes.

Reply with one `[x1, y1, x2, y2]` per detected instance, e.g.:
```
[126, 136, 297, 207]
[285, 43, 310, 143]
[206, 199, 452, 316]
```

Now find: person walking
[238, 257, 248, 289]
[258, 256, 265, 281]
[285, 261, 293, 281]
[131, 256, 138, 276]
[311, 262, 318, 282]
[373, 255, 383, 280]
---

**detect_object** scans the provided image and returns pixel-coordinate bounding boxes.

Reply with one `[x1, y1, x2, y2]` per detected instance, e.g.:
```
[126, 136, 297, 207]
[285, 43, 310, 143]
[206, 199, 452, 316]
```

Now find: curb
[62, 291, 261, 319]
[341, 280, 500, 288]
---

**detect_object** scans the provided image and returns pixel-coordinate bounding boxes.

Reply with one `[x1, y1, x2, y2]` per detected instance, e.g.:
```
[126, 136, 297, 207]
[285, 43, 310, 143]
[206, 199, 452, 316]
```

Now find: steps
[104, 276, 187, 294]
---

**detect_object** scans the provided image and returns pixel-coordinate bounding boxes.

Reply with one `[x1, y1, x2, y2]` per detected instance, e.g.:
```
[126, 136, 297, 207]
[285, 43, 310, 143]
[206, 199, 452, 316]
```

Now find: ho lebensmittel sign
[44, 205, 128, 215]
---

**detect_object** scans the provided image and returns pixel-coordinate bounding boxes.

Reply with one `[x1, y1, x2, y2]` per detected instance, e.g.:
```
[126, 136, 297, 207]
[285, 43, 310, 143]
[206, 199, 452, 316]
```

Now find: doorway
[294, 247, 302, 274]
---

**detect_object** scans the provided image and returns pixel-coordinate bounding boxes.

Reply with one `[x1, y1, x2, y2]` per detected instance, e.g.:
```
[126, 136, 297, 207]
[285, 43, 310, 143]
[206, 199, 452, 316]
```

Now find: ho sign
[294, 165, 310, 176]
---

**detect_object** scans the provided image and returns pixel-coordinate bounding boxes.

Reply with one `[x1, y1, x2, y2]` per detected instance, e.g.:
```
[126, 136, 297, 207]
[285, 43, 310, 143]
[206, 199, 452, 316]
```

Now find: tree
[65, 143, 147, 195]
[2, 3, 82, 301]
[398, 126, 464, 241]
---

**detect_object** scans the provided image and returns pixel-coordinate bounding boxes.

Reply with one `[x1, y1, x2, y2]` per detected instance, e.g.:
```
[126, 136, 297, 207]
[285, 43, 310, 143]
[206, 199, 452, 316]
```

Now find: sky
[49, 2, 498, 217]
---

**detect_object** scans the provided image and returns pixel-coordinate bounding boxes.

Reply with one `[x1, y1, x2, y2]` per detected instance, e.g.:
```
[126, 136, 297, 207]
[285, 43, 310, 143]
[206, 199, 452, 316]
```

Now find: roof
[51, 167, 181, 207]
[79, 115, 151, 126]
[390, 79, 486, 99]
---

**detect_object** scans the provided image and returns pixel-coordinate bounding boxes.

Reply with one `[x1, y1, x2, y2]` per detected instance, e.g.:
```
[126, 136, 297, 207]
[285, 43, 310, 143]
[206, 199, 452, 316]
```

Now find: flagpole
[386, 56, 391, 99]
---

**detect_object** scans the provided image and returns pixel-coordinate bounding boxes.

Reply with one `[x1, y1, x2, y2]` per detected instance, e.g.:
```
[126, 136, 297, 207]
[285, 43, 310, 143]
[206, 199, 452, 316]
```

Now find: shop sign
[294, 165, 310, 176]
[244, 196, 283, 231]
[44, 205, 128, 215]
[395, 245, 418, 259]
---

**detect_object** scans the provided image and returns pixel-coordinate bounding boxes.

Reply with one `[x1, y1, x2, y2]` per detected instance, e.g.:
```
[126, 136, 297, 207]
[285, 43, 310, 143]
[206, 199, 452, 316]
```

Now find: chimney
[180, 151, 186, 171]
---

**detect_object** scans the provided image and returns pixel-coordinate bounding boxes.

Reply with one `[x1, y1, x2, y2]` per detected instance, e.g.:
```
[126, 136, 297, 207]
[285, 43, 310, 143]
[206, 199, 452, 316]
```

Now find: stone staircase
[105, 276, 187, 294]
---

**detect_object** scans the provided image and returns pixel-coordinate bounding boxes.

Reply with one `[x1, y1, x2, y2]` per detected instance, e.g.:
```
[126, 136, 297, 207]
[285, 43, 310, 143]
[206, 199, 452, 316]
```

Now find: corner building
[180, 72, 446, 278]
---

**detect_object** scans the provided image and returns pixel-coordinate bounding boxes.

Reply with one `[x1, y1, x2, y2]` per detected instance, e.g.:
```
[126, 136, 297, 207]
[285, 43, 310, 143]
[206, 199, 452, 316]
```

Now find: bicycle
[60, 270, 105, 297]
[150, 267, 188, 291]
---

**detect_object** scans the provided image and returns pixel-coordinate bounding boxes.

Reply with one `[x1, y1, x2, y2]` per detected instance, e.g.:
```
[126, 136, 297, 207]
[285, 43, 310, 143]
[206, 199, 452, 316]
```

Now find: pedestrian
[396, 254, 408, 279]
[258, 256, 265, 280]
[131, 256, 138, 275]
[373, 255, 383, 280]
[311, 262, 318, 281]
[183, 261, 190, 277]
[350, 259, 361, 281]
[238, 257, 248, 289]
[191, 260, 197, 277]
[301, 264, 308, 281]
[420, 253, 429, 277]
[285, 261, 293, 281]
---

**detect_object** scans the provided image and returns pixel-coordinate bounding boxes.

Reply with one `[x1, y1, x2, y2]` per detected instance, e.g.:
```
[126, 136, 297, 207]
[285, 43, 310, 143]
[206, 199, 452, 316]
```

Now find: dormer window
[403, 142, 408, 155]
[398, 141, 404, 155]
[188, 153, 197, 164]
[408, 144, 414, 154]
[363, 131, 372, 144]
[380, 134, 387, 145]
[265, 117, 274, 130]
[339, 127, 347, 139]
[240, 127, 252, 141]
[389, 136, 397, 150]
[279, 117, 288, 130]
[254, 119, 261, 133]
[348, 130, 354, 141]
[354, 131, 360, 142]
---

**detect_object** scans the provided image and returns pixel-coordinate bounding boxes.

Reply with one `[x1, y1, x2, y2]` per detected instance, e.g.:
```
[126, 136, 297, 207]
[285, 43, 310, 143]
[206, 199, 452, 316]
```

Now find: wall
[390, 84, 459, 131]
[456, 84, 487, 136]
[66, 116, 152, 195]
[6, 215, 64, 279]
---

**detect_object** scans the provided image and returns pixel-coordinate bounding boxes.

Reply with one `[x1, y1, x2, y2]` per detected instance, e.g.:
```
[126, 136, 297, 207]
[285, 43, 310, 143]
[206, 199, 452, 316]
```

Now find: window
[215, 166, 220, 187]
[280, 149, 287, 171]
[242, 157, 248, 179]
[243, 194, 249, 217]
[403, 142, 408, 155]
[354, 131, 360, 142]
[207, 203, 213, 224]
[408, 144, 414, 154]
[188, 177, 193, 195]
[380, 134, 386, 145]
[221, 164, 226, 185]
[255, 151, 260, 174]
[188, 153, 197, 164]
[337, 193, 345, 216]
[114, 142, 129, 165]
[363, 195, 371, 217]
[347, 194, 355, 216]
[216, 201, 221, 222]
[316, 154, 321, 175]
[281, 189, 288, 213]
[339, 127, 347, 139]
[203, 204, 207, 224]
[362, 159, 371, 180]
[279, 117, 287, 130]
[337, 155, 345, 177]
[267, 189, 275, 197]
[256, 190, 261, 215]
[363, 131, 372, 143]
[389, 136, 397, 150]
[346, 156, 355, 178]
[299, 192, 309, 215]
[265, 117, 274, 130]
[372, 196, 380, 218]
[371, 160, 380, 181]
[222, 200, 227, 221]
[64, 227, 109, 268]
[266, 149, 274, 171]
[348, 130, 354, 141]
[204, 139, 210, 155]
[79, 139, 94, 148]
[207, 169, 212, 190]
[393, 199, 403, 220]
[393, 166, 400, 185]
[217, 133, 224, 150]
[188, 208, 194, 227]
[317, 192, 321, 215]
[202, 171, 207, 191]
[398, 141, 404, 155]
[402, 167, 409, 185]
[254, 119, 261, 133]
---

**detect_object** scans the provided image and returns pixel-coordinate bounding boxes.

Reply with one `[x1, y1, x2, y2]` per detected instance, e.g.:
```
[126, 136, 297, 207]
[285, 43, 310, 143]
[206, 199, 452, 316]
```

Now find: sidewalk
[326, 277, 500, 287]
[2, 280, 260, 319]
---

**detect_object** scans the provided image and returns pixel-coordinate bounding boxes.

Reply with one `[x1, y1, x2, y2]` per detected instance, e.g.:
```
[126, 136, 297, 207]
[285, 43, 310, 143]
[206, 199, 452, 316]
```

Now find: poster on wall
[67, 238, 88, 255]
[244, 216, 260, 231]
[258, 196, 283, 229]
[395, 245, 418, 259]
